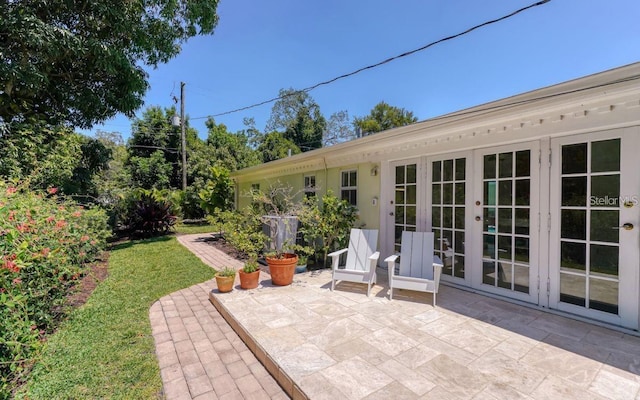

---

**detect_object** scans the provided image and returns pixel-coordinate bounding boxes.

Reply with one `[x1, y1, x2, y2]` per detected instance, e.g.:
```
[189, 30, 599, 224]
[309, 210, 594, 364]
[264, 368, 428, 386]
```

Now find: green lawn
[174, 222, 220, 235]
[16, 236, 216, 399]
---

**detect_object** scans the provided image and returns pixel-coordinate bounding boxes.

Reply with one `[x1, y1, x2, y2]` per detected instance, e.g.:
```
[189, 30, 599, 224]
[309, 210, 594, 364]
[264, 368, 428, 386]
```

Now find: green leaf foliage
[257, 132, 301, 163]
[0, 183, 109, 398]
[354, 101, 418, 136]
[0, 1, 220, 128]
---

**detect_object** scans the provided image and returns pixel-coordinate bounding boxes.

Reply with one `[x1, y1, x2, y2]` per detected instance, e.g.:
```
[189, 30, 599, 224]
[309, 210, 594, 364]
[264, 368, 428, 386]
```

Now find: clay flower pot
[215, 274, 235, 293]
[239, 269, 260, 289]
[266, 253, 298, 286]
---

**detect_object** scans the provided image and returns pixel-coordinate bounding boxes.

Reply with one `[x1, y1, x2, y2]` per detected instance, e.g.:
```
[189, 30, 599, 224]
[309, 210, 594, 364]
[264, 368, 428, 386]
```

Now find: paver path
[150, 234, 289, 400]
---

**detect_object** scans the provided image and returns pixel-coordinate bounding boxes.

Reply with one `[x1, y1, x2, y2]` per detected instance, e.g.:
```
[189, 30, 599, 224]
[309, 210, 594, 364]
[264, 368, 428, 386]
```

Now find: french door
[390, 159, 423, 253]
[473, 142, 540, 304]
[549, 129, 640, 329]
[427, 153, 472, 284]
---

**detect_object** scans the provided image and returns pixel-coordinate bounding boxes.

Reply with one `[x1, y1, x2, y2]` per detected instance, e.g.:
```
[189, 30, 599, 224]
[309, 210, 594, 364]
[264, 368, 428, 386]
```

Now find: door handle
[612, 223, 634, 230]
[389, 212, 394, 216]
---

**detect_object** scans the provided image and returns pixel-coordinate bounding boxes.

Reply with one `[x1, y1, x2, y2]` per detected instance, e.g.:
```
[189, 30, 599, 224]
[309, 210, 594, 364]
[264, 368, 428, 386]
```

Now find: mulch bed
[66, 253, 110, 309]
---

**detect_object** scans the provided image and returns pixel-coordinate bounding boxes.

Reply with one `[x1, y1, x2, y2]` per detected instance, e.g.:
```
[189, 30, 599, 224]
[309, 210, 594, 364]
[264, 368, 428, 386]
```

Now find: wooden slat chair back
[385, 231, 443, 306]
[329, 228, 380, 296]
[399, 231, 436, 280]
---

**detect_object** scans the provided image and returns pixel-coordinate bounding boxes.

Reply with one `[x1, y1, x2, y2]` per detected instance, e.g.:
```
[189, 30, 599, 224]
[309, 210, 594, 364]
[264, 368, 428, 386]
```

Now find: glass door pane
[559, 139, 621, 314]
[394, 164, 418, 253]
[482, 150, 531, 293]
[432, 157, 466, 278]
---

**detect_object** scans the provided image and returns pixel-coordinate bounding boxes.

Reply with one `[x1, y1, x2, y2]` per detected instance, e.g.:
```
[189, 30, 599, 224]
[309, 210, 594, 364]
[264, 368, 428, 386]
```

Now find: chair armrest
[369, 251, 380, 261]
[384, 254, 398, 279]
[328, 248, 348, 270]
[383, 254, 399, 264]
[328, 248, 348, 258]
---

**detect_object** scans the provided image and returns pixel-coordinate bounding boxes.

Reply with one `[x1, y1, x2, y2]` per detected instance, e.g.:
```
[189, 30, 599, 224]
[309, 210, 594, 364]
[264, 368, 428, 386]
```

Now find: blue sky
[83, 0, 640, 140]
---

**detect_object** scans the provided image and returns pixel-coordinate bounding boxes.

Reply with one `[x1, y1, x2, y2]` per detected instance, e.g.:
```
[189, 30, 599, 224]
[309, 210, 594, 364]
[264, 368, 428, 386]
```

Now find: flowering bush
[0, 182, 109, 398]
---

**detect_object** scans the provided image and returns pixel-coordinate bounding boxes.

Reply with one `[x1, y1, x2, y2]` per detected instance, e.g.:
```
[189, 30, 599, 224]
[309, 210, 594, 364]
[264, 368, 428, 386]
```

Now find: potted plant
[250, 184, 305, 286]
[295, 255, 308, 274]
[215, 266, 236, 293]
[239, 257, 261, 289]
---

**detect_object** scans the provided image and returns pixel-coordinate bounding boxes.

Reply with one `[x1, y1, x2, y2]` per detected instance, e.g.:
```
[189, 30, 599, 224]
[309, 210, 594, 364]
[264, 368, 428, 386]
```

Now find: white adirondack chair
[328, 229, 380, 297]
[384, 231, 444, 306]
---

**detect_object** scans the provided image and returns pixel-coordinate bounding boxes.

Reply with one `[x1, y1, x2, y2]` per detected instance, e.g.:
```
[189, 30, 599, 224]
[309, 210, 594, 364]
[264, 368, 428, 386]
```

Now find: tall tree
[205, 118, 260, 171]
[257, 132, 301, 163]
[0, 0, 220, 128]
[266, 89, 326, 151]
[127, 106, 191, 189]
[324, 110, 355, 147]
[353, 101, 418, 136]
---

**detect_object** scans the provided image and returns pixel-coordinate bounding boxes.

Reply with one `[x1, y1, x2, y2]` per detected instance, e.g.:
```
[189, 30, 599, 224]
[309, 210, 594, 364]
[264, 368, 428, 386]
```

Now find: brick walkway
[149, 234, 288, 400]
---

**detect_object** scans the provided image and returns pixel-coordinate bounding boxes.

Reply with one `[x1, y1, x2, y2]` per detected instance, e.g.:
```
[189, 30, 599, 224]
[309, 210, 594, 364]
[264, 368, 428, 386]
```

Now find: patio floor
[153, 233, 640, 399]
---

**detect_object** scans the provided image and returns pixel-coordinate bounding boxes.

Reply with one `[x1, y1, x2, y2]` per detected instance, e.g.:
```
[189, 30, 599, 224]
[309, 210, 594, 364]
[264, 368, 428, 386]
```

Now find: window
[304, 175, 316, 198]
[250, 183, 260, 194]
[341, 170, 357, 206]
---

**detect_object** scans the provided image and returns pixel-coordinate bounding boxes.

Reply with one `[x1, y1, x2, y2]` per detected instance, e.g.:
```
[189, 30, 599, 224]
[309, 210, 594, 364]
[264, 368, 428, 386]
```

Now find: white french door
[472, 142, 541, 304]
[389, 159, 425, 253]
[549, 129, 640, 329]
[426, 152, 472, 285]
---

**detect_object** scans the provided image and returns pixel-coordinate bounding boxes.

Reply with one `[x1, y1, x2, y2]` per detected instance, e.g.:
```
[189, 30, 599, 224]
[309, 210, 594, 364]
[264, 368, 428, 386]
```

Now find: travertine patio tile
[530, 376, 607, 400]
[252, 326, 306, 356]
[588, 369, 640, 400]
[493, 334, 540, 360]
[308, 317, 371, 350]
[278, 343, 336, 380]
[364, 381, 420, 400]
[378, 359, 436, 395]
[418, 313, 468, 337]
[602, 351, 640, 383]
[543, 333, 611, 363]
[436, 323, 502, 356]
[395, 342, 441, 369]
[320, 356, 393, 400]
[471, 383, 534, 400]
[360, 327, 418, 356]
[528, 314, 593, 340]
[307, 301, 356, 319]
[324, 337, 377, 362]
[421, 385, 466, 400]
[415, 335, 479, 366]
[521, 341, 602, 387]
[469, 350, 546, 394]
[417, 354, 489, 399]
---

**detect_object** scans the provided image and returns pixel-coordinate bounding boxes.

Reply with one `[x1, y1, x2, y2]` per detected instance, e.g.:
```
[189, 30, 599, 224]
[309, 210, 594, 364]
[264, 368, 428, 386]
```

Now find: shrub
[117, 188, 177, 237]
[298, 191, 358, 267]
[0, 182, 109, 399]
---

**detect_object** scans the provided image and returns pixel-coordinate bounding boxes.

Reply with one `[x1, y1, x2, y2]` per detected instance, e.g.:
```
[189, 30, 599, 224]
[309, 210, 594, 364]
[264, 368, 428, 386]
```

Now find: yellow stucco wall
[235, 163, 381, 230]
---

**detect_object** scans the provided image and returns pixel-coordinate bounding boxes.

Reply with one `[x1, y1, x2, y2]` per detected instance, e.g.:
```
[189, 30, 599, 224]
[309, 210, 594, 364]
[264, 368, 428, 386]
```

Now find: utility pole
[180, 82, 187, 191]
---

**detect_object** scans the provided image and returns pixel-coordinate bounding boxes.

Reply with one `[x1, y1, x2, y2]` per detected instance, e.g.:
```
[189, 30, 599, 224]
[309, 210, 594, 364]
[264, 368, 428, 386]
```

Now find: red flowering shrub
[0, 182, 109, 397]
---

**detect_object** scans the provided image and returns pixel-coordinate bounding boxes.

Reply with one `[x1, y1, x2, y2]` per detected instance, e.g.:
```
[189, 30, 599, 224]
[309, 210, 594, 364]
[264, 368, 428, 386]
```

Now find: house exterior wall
[235, 163, 380, 231]
[232, 63, 640, 331]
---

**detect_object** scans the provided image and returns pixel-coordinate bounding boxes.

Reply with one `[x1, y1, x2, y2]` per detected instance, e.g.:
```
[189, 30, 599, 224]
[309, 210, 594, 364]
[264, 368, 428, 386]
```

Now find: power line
[191, 0, 552, 120]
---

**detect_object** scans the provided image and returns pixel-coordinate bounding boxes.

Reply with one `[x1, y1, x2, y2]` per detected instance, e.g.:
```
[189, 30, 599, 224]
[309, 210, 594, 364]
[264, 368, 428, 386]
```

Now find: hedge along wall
[0, 183, 110, 399]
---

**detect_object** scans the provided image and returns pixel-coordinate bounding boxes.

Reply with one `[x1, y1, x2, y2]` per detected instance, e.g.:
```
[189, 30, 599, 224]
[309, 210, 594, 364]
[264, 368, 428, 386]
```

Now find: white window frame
[304, 175, 316, 198]
[341, 170, 358, 206]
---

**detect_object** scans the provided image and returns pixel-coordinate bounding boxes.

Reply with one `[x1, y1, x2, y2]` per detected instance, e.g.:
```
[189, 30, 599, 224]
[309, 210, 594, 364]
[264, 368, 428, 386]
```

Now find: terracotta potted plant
[265, 251, 298, 285]
[239, 258, 261, 289]
[251, 184, 306, 286]
[215, 266, 236, 293]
